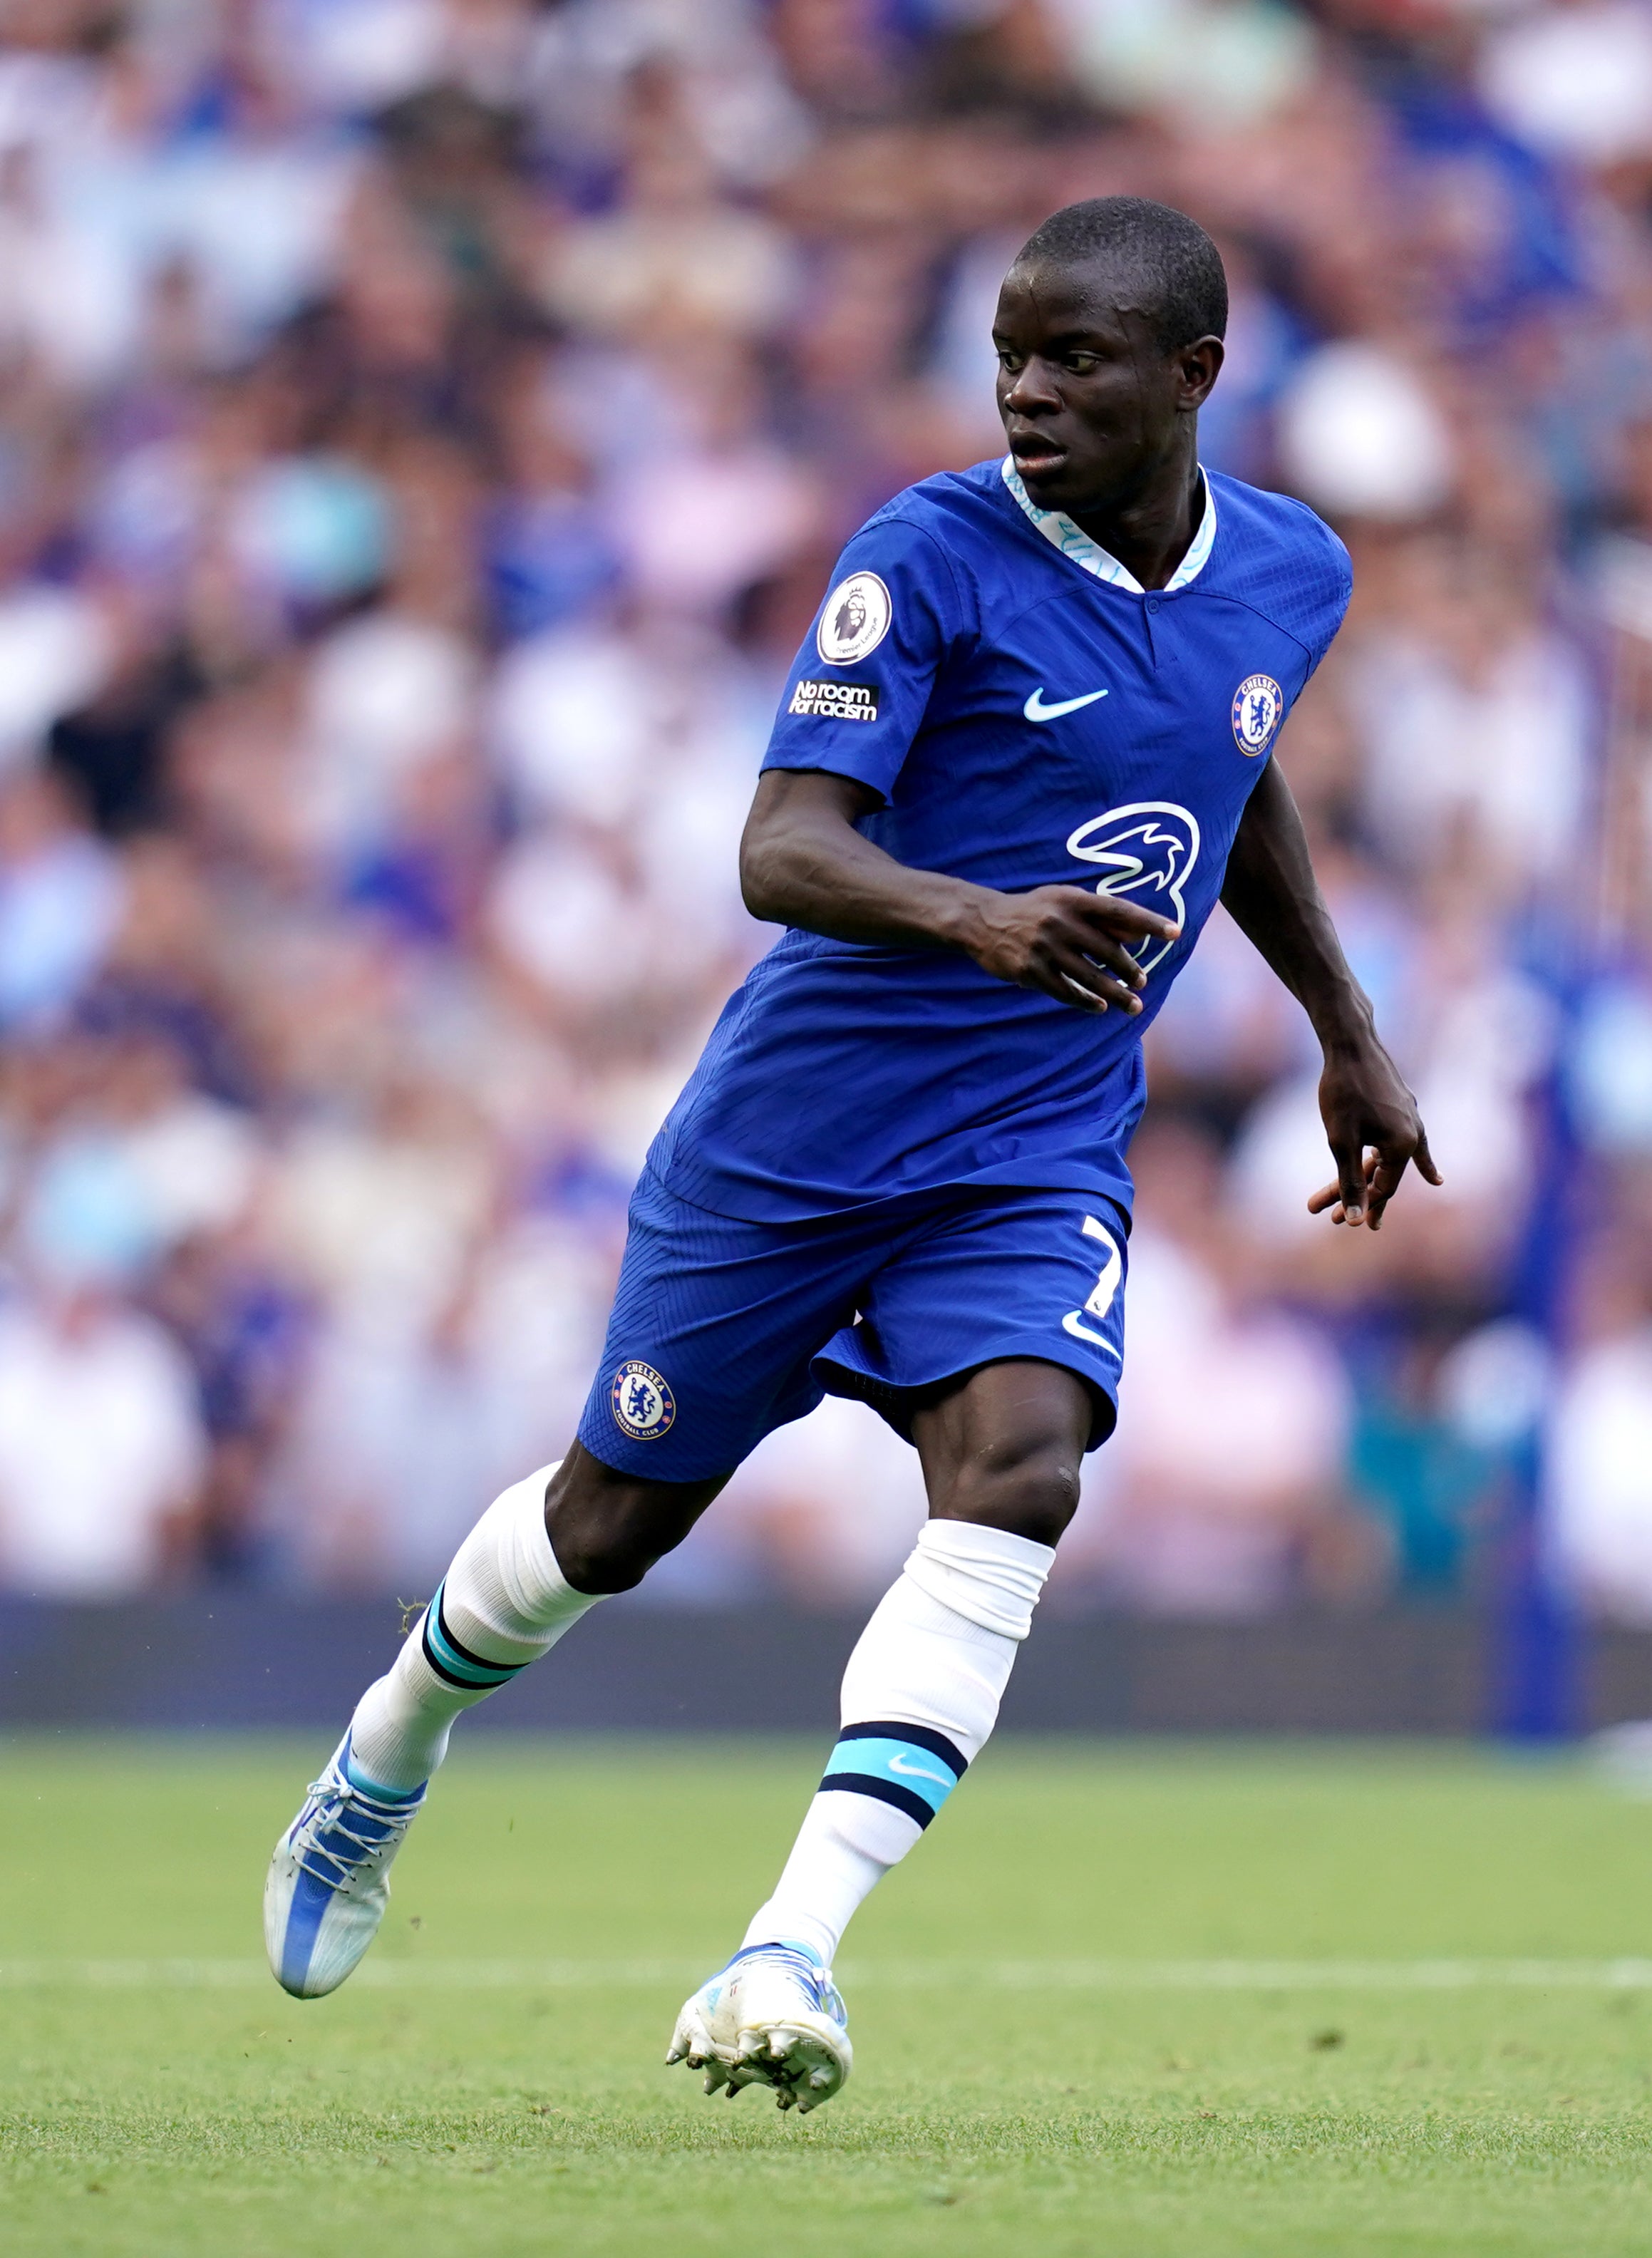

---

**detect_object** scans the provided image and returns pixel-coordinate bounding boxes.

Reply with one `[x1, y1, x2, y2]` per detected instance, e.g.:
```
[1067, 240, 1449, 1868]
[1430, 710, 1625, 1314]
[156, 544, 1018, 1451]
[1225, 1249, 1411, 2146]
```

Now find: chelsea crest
[1232, 674, 1283, 756]
[611, 1359, 676, 1440]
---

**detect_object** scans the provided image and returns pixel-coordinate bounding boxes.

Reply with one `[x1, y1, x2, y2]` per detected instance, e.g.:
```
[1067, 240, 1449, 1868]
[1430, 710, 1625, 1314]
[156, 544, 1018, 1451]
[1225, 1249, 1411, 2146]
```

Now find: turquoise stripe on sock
[341, 1749, 423, 1803]
[423, 1589, 522, 1689]
[821, 1735, 958, 1818]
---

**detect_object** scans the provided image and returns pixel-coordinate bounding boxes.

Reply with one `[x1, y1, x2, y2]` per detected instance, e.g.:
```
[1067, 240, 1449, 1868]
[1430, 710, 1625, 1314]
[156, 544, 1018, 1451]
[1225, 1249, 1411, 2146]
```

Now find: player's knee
[547, 1495, 670, 1593]
[936, 1443, 1082, 1550]
[547, 1519, 651, 1595]
[544, 1453, 717, 1595]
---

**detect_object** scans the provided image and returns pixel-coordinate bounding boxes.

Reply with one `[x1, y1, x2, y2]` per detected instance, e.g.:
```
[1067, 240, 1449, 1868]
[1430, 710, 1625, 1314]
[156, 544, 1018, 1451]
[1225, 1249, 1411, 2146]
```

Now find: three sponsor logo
[1065, 800, 1199, 977]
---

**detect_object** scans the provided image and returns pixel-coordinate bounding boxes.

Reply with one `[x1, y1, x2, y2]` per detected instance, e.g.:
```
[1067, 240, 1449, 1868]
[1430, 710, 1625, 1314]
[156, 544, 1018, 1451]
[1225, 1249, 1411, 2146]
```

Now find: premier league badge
[816, 571, 892, 665]
[1232, 673, 1283, 756]
[611, 1359, 676, 1440]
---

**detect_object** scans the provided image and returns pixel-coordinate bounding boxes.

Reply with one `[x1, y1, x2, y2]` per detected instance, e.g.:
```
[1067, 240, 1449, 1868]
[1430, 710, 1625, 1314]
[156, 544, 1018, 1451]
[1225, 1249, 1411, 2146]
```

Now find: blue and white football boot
[667, 1942, 852, 2113]
[264, 1736, 425, 1999]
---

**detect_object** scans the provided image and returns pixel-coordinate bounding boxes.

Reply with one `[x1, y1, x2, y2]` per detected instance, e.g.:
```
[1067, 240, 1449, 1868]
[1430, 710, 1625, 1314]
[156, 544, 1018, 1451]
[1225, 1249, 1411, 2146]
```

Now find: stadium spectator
[0, 1247, 205, 1601]
[0, 0, 1640, 1619]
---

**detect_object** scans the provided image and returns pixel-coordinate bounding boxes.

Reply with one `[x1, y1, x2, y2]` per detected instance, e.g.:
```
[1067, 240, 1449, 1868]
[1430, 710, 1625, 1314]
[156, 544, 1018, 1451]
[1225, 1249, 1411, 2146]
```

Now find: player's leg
[264, 1449, 725, 1999]
[672, 1194, 1122, 2108]
[336, 1445, 723, 1798]
[264, 1172, 869, 1999]
[737, 1357, 1085, 1959]
[670, 1362, 1086, 2108]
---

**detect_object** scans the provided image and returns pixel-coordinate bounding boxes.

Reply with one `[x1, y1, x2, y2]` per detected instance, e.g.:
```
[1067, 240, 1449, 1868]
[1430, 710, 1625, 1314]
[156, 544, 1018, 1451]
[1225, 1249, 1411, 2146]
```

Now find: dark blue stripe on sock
[817, 1773, 935, 1831]
[419, 1616, 499, 1691]
[433, 1586, 529, 1678]
[418, 1587, 525, 1691]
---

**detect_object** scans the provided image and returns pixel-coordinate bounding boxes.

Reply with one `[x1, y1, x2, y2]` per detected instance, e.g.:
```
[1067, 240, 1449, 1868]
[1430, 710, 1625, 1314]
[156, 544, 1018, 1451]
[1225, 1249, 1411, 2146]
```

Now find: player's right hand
[965, 885, 1180, 1013]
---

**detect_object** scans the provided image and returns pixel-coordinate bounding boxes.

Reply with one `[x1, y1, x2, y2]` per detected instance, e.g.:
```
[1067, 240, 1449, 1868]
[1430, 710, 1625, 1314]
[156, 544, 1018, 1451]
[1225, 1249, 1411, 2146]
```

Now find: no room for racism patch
[788, 680, 879, 723]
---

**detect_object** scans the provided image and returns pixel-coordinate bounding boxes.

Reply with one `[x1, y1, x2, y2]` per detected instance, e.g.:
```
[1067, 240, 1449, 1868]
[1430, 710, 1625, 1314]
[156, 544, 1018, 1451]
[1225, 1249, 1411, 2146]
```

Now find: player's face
[992, 260, 1222, 519]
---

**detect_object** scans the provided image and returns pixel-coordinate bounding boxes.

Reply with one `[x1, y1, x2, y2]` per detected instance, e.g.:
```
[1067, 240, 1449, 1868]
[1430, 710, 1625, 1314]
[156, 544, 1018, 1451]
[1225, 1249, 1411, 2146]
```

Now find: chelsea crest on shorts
[611, 1359, 675, 1440]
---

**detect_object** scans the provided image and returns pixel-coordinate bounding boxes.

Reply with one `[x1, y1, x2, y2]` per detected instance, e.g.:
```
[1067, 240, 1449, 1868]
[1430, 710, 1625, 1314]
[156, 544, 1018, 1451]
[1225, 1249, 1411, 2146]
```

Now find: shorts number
[1062, 1213, 1122, 1361]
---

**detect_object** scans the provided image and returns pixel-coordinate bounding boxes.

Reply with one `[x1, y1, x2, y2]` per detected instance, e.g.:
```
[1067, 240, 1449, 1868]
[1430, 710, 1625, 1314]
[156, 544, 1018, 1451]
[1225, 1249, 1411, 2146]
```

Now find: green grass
[4, 1736, 1652, 2254]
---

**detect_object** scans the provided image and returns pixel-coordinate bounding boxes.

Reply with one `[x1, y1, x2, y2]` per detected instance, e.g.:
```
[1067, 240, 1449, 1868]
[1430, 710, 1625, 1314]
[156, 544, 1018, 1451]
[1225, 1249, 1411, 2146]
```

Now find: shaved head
[1012, 197, 1228, 354]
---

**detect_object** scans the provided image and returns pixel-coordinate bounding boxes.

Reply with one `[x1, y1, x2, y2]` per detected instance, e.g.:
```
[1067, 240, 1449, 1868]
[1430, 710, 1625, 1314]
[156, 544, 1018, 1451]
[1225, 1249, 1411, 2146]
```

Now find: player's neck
[1068, 447, 1204, 593]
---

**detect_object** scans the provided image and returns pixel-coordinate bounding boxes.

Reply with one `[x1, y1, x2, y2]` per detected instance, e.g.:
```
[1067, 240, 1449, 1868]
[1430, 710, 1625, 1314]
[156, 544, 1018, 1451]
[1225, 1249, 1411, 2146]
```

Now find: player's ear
[1178, 336, 1223, 408]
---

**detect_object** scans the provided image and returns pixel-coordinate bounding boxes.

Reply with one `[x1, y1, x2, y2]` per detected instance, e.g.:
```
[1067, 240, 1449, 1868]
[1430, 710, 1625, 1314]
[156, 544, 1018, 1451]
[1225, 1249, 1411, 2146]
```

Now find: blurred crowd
[4, 0, 1652, 1617]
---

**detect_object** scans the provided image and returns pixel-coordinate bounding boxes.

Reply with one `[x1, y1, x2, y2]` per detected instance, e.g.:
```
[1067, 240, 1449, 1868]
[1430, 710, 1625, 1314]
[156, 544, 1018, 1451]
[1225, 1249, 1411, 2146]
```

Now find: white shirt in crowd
[1550, 1326, 1652, 1624]
[0, 1296, 205, 1599]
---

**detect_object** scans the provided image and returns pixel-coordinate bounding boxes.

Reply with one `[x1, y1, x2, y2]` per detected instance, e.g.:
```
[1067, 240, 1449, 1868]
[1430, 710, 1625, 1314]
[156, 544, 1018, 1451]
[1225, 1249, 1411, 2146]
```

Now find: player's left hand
[1306, 1037, 1440, 1231]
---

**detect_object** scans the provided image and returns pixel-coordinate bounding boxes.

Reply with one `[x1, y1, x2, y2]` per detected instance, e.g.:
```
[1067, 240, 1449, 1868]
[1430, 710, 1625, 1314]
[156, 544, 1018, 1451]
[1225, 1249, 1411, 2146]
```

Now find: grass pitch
[4, 1736, 1652, 2255]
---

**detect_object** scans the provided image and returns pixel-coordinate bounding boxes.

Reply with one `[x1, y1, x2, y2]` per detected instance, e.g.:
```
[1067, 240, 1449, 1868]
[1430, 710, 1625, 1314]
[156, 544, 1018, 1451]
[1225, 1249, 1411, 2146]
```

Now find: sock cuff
[904, 1517, 1054, 1642]
[495, 1463, 592, 1627]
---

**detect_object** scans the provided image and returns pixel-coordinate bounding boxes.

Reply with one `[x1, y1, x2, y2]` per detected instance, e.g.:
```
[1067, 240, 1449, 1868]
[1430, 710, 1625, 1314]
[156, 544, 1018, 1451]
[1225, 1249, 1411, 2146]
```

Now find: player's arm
[741, 768, 1179, 1015]
[1221, 758, 1440, 1229]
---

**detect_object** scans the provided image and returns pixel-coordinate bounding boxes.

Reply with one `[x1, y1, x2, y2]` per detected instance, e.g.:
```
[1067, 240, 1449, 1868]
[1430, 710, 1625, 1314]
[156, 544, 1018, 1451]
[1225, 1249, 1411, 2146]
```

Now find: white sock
[346, 1463, 601, 1793]
[741, 1518, 1053, 1967]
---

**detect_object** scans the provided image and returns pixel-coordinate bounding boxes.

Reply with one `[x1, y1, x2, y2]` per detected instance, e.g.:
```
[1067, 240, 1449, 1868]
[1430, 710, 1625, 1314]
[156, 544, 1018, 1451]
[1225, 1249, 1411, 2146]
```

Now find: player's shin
[743, 1517, 1054, 1966]
[266, 1463, 603, 1997]
[346, 1462, 603, 1793]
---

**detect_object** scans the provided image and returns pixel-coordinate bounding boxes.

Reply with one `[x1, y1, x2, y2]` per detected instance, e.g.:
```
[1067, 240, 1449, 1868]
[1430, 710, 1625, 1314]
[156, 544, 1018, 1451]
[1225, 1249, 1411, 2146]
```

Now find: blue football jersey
[649, 455, 1351, 1224]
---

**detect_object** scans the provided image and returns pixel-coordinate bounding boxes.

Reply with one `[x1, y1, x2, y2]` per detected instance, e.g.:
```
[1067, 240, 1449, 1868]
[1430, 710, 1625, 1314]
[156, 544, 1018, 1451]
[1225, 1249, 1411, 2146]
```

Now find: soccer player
[265, 197, 1438, 2110]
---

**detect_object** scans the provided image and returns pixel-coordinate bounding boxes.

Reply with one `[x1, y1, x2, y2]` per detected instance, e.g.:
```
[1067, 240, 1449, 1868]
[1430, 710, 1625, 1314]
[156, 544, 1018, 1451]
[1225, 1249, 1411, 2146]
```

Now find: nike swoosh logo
[1024, 686, 1109, 723]
[887, 1753, 951, 1786]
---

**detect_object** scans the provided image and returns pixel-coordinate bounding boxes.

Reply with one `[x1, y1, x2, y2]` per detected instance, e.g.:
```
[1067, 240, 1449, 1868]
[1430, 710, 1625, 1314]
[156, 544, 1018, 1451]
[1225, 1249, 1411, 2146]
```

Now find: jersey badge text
[790, 679, 879, 723]
[611, 1359, 676, 1440]
[817, 571, 892, 665]
[1232, 674, 1283, 756]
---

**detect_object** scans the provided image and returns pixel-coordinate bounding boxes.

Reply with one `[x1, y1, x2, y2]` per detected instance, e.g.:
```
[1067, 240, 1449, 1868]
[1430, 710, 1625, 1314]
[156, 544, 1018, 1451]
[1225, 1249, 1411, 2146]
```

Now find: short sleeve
[1303, 526, 1353, 680]
[761, 515, 970, 803]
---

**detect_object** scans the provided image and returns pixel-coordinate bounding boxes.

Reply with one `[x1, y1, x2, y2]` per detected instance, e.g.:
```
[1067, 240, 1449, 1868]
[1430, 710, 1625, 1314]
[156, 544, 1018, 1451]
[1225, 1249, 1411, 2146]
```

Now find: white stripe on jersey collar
[999, 456, 1217, 594]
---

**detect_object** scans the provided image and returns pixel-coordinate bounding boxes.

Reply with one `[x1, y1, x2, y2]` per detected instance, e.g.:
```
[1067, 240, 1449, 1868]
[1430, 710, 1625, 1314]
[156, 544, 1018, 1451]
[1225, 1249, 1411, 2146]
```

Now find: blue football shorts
[575, 1167, 1130, 1483]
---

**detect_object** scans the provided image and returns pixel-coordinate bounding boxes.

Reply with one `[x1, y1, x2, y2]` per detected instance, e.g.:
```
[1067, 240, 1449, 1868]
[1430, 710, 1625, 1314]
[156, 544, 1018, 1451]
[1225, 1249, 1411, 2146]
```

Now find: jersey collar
[999, 455, 1217, 594]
